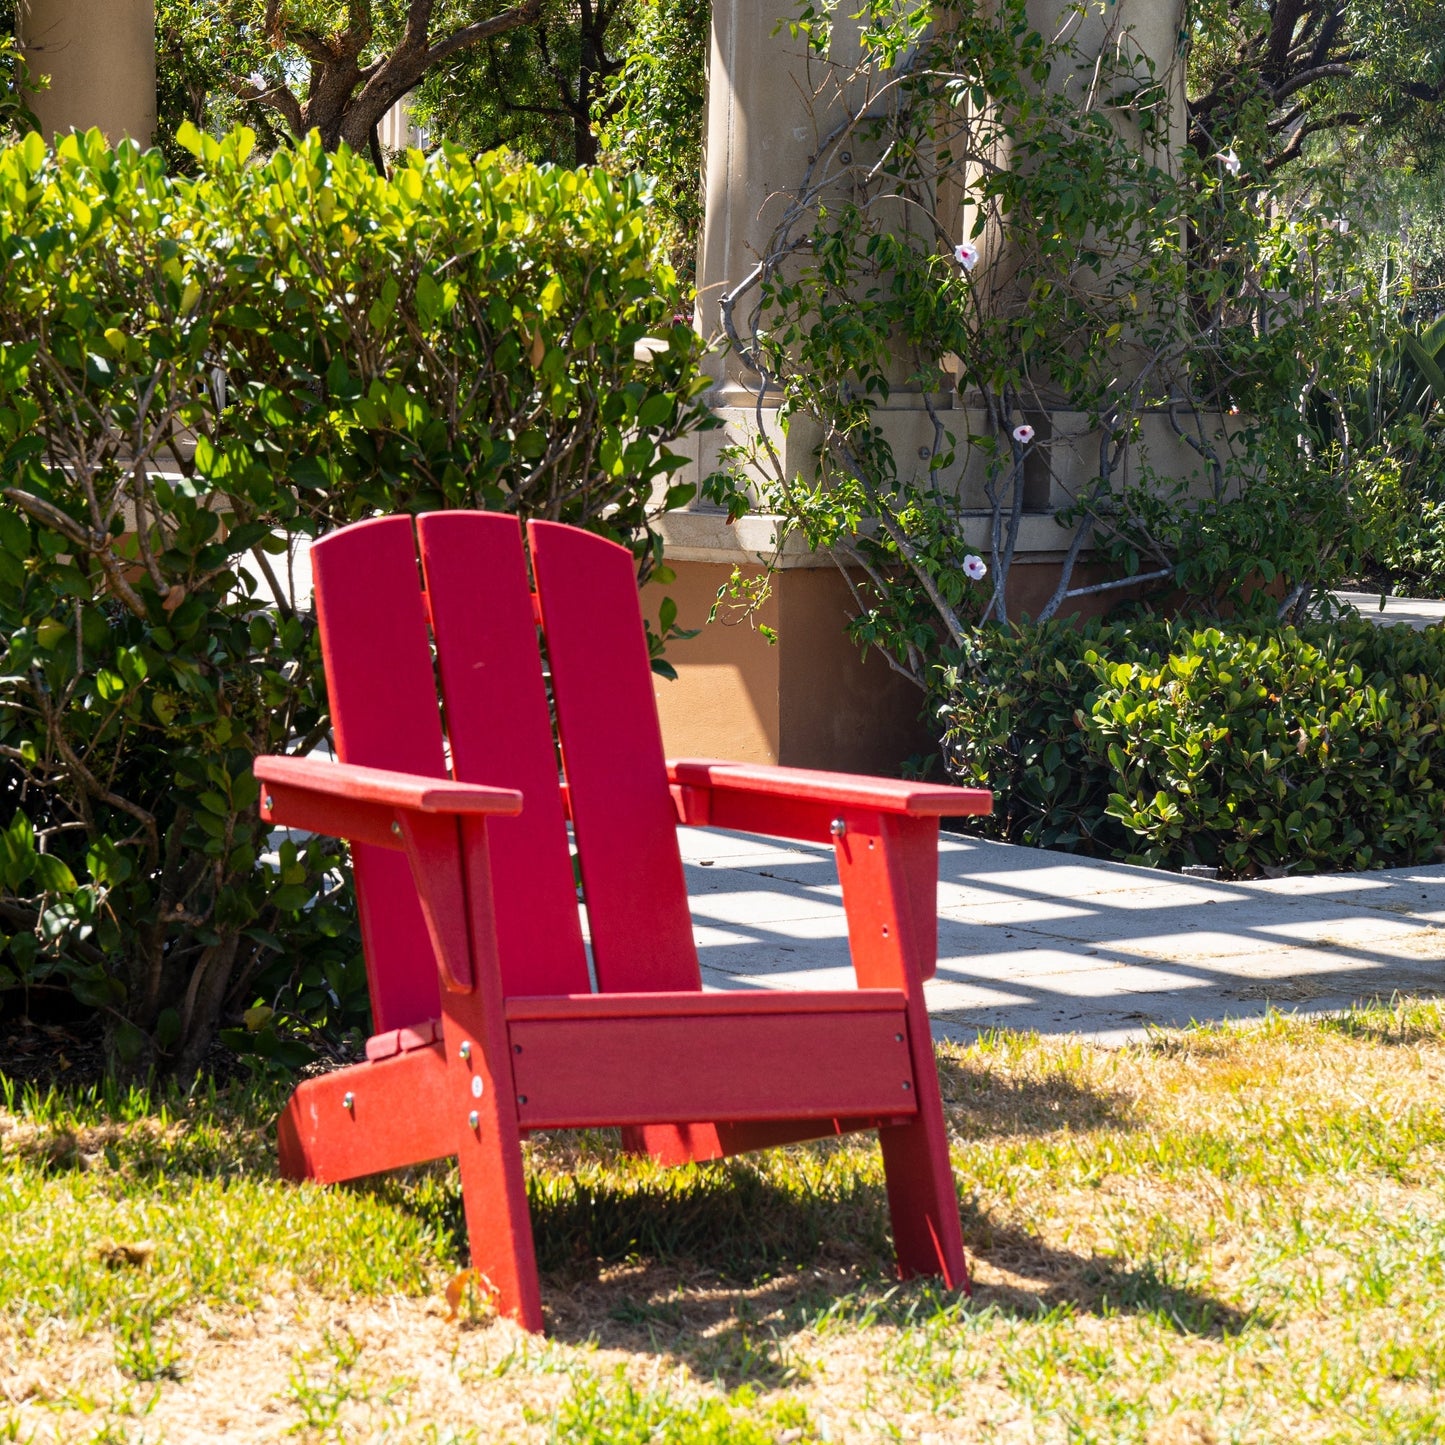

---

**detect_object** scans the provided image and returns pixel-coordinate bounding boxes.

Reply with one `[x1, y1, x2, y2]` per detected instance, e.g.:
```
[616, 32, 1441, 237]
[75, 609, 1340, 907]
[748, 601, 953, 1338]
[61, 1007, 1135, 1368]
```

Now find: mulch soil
[0, 1006, 254, 1095]
[0, 1011, 113, 1092]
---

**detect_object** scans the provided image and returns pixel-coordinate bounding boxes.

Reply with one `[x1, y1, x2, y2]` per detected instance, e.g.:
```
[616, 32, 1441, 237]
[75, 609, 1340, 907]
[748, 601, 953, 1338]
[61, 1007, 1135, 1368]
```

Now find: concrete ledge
[656, 508, 1082, 568]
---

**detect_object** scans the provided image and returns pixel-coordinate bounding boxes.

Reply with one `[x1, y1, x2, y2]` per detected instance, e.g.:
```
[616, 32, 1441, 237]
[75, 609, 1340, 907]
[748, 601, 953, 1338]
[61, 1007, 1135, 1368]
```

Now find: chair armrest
[255, 755, 523, 995]
[667, 758, 990, 842]
[668, 759, 986, 985]
[256, 754, 522, 850]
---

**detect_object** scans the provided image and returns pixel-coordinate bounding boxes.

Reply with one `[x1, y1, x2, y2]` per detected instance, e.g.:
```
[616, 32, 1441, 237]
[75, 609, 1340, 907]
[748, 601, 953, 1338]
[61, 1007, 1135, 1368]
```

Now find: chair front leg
[438, 986, 542, 1330]
[834, 810, 969, 1291]
[425, 814, 545, 1332]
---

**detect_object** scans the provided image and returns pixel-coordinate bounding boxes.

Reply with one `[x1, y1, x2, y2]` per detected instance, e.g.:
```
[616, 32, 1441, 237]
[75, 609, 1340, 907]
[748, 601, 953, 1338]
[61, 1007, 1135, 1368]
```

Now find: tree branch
[1273, 60, 1358, 106]
[232, 77, 304, 135]
[427, 1, 544, 68]
[1266, 110, 1362, 168]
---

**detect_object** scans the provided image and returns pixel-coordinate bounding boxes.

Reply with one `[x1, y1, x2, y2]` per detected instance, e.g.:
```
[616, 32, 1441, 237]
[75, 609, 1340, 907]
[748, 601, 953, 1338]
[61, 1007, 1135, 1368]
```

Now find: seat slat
[528, 521, 701, 994]
[508, 1006, 918, 1129]
[311, 516, 446, 1034]
[505, 988, 907, 1021]
[418, 513, 591, 998]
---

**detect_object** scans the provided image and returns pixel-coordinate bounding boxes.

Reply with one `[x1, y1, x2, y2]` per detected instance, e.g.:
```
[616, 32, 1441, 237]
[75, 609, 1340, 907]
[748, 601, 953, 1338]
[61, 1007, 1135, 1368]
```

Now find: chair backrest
[309, 512, 703, 1032]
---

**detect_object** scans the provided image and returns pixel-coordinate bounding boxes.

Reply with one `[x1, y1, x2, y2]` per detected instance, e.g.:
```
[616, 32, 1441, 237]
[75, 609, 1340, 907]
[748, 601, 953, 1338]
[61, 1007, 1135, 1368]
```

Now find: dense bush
[0, 125, 709, 1078]
[1337, 309, 1445, 597]
[937, 617, 1445, 878]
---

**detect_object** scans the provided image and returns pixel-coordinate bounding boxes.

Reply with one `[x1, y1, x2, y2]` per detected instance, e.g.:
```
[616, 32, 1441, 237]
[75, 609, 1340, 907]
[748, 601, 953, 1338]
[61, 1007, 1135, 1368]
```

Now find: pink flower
[963, 554, 987, 581]
[954, 242, 979, 271]
[1011, 424, 1035, 445]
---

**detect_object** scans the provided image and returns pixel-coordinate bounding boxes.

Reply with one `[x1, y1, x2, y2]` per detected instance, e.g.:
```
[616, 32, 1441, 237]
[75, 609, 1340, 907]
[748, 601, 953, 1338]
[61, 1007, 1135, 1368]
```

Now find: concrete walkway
[1332, 590, 1445, 631]
[675, 828, 1445, 1043]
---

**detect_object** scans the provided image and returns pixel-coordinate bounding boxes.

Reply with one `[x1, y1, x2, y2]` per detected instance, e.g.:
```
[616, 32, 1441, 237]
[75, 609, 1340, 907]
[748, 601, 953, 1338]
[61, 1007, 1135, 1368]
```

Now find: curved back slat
[311, 515, 444, 1033]
[528, 521, 701, 994]
[418, 513, 590, 998]
[311, 511, 690, 1024]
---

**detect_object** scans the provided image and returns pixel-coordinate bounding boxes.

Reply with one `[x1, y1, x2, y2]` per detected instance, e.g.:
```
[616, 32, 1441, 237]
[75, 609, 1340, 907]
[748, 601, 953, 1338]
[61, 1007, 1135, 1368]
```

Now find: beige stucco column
[1027, 2, 1186, 152]
[17, 0, 157, 146]
[653, 0, 1197, 773]
[696, 0, 857, 404]
[971, 1, 1188, 354]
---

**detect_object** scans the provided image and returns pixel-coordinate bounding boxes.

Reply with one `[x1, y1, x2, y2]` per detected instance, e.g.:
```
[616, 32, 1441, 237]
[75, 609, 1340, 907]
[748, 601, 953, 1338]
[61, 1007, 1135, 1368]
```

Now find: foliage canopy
[0, 127, 708, 1076]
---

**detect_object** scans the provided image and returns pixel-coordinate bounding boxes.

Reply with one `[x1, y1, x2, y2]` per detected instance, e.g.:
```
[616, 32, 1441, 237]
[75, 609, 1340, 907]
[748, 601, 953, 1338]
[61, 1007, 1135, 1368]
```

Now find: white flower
[953, 241, 980, 271]
[963, 554, 988, 581]
[1219, 148, 1241, 177]
[1011, 424, 1035, 445]
[1334, 217, 1350, 235]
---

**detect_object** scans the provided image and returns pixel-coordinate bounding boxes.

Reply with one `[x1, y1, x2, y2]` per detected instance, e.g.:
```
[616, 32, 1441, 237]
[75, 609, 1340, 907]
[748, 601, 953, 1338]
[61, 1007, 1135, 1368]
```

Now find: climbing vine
[706, 0, 1388, 687]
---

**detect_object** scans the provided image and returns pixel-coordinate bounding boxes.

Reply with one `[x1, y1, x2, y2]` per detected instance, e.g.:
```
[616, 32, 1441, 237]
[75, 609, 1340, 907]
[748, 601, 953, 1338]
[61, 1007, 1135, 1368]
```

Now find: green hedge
[0, 125, 709, 1077]
[936, 617, 1445, 877]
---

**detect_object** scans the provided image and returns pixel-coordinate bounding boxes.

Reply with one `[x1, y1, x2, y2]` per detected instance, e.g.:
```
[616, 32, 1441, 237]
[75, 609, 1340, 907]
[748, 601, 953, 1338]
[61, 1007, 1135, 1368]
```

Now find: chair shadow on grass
[932, 1052, 1139, 1137]
[525, 1166, 1256, 1387]
[502, 1056, 1252, 1384]
[7, 1064, 1253, 1390]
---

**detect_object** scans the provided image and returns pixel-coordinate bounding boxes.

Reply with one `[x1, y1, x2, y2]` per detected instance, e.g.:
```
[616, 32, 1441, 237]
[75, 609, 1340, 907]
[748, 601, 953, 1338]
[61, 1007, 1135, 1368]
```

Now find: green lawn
[4, 1001, 1445, 1442]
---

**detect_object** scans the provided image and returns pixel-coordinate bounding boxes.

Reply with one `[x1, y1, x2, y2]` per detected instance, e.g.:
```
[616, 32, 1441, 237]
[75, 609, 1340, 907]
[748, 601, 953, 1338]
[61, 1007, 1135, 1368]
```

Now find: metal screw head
[829, 818, 847, 838]
[839, 150, 852, 164]
[342, 1091, 355, 1111]
[895, 1033, 904, 1043]
[390, 821, 402, 837]
[517, 1095, 528, 1106]
[902, 1080, 912, 1091]
[470, 1075, 484, 1099]
[459, 1041, 472, 1062]
[264, 794, 274, 810]
[917, 445, 931, 460]
[467, 1110, 480, 1129]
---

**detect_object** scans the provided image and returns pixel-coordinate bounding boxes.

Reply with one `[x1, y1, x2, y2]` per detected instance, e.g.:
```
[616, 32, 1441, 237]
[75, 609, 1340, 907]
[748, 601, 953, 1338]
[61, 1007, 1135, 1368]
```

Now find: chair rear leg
[627, 1118, 894, 1166]
[440, 995, 544, 1332]
[278, 1047, 453, 1184]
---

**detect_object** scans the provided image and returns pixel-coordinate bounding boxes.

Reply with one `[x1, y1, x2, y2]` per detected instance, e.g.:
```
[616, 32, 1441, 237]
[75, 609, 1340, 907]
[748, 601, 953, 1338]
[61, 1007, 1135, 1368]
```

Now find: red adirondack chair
[254, 512, 992, 1331]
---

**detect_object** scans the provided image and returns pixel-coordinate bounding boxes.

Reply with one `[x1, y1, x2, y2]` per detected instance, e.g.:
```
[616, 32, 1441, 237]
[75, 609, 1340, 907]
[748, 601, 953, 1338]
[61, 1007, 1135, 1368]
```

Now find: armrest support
[254, 755, 523, 995]
[667, 758, 990, 842]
